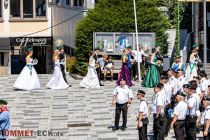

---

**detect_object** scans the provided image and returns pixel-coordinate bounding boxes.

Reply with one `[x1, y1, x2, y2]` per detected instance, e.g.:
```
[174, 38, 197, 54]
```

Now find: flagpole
[133, 0, 141, 82]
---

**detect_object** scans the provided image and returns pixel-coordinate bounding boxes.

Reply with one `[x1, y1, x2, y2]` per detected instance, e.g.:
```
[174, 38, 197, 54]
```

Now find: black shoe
[69, 85, 72, 87]
[112, 127, 119, 131]
[100, 84, 104, 86]
[121, 127, 126, 131]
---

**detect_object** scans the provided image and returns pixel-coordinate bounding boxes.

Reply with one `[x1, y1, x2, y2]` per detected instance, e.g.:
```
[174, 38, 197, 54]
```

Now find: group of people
[13, 39, 71, 91]
[112, 70, 210, 140]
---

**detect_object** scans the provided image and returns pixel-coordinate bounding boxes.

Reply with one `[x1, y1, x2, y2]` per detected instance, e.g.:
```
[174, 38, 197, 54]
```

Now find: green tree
[75, 0, 171, 75]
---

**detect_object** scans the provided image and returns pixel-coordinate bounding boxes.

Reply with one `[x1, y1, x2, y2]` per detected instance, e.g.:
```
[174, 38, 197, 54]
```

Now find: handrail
[180, 32, 192, 64]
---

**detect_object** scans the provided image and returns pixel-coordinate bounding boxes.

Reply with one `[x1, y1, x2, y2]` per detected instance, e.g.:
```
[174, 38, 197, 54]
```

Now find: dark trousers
[132, 62, 138, 80]
[165, 105, 172, 136]
[185, 117, 197, 140]
[153, 114, 167, 140]
[60, 65, 68, 84]
[96, 67, 102, 84]
[138, 124, 148, 140]
[174, 120, 185, 140]
[203, 126, 210, 140]
[115, 103, 128, 128]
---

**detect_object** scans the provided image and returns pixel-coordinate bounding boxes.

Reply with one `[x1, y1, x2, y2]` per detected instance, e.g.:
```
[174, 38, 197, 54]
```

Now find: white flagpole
[133, 0, 141, 82]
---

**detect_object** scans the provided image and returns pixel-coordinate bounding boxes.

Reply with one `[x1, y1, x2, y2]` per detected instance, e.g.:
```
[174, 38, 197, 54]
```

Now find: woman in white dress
[46, 50, 69, 89]
[80, 51, 100, 89]
[13, 47, 41, 90]
[185, 49, 199, 82]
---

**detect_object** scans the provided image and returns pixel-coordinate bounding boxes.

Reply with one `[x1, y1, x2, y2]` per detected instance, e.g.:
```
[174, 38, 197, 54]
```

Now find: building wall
[52, 6, 85, 49]
[0, 0, 52, 37]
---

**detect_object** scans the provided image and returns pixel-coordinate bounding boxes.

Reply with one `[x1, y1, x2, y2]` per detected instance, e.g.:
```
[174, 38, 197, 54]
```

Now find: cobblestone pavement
[0, 75, 204, 140]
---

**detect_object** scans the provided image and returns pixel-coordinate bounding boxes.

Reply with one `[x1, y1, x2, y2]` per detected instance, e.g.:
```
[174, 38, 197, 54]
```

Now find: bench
[101, 60, 122, 79]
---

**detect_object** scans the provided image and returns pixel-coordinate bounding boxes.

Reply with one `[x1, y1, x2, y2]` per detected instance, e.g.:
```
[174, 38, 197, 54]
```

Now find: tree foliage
[74, 0, 171, 75]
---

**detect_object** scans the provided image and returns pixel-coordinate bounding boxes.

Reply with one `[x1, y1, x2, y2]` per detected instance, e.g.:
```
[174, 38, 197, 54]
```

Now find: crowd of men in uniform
[111, 68, 210, 140]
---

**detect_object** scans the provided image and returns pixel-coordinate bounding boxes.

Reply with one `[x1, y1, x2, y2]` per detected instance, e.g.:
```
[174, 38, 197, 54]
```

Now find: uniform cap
[160, 75, 169, 80]
[183, 84, 190, 88]
[188, 84, 197, 90]
[126, 46, 132, 49]
[137, 90, 146, 95]
[155, 83, 164, 89]
[0, 99, 8, 105]
[176, 91, 186, 97]
[169, 68, 176, 73]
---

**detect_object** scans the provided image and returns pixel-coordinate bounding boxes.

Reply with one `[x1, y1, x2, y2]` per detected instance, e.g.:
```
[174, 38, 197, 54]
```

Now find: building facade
[51, 0, 95, 55]
[0, 0, 53, 75]
[0, 0, 95, 75]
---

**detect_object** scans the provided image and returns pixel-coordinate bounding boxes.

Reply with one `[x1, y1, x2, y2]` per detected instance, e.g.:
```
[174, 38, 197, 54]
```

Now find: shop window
[0, 52, 4, 66]
[56, 0, 70, 5]
[36, 0, 46, 17]
[10, 0, 47, 19]
[10, 0, 21, 18]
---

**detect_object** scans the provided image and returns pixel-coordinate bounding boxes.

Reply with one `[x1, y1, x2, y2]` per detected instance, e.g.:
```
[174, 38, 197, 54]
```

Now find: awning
[0, 38, 11, 51]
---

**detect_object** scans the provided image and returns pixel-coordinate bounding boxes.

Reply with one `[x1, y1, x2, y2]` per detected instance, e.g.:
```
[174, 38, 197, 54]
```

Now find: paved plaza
[0, 75, 204, 140]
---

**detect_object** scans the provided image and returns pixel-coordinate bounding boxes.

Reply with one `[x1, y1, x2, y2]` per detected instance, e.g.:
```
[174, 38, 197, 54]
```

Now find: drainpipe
[194, 2, 199, 44]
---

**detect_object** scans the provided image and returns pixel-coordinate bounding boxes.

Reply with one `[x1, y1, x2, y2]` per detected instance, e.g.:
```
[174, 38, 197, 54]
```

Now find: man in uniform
[201, 96, 210, 140]
[177, 69, 186, 91]
[185, 84, 201, 140]
[93, 48, 104, 86]
[199, 71, 209, 98]
[137, 90, 149, 140]
[0, 99, 10, 140]
[170, 91, 188, 140]
[153, 83, 166, 140]
[112, 79, 134, 131]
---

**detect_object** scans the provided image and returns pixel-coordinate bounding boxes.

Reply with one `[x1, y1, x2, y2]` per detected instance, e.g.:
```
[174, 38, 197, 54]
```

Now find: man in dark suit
[93, 48, 104, 86]
[55, 39, 71, 87]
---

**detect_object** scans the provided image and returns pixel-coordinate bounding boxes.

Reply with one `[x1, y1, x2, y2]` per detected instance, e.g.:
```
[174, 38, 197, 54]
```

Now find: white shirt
[132, 50, 145, 63]
[173, 101, 188, 120]
[168, 76, 179, 95]
[201, 106, 210, 125]
[178, 76, 186, 91]
[196, 86, 202, 95]
[113, 85, 134, 104]
[187, 93, 200, 116]
[200, 78, 209, 95]
[153, 90, 166, 114]
[138, 99, 149, 118]
[163, 83, 173, 104]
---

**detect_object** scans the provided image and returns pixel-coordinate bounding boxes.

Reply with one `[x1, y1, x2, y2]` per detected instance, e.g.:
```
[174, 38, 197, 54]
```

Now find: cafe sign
[10, 37, 52, 47]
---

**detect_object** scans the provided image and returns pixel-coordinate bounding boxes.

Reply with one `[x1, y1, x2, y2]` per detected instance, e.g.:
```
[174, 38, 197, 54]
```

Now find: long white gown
[80, 57, 100, 89]
[185, 57, 198, 82]
[46, 61, 69, 89]
[13, 58, 41, 90]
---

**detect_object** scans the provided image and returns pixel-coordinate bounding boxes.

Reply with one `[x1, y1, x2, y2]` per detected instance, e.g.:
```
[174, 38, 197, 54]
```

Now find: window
[0, 0, 2, 18]
[23, 0, 33, 18]
[74, 0, 83, 6]
[36, 0, 46, 17]
[10, 0, 47, 19]
[10, 0, 21, 18]
[56, 0, 70, 5]
[0, 52, 4, 66]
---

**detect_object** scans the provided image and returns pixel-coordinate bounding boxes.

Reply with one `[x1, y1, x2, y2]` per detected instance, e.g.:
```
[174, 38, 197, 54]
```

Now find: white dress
[185, 57, 198, 82]
[80, 57, 100, 89]
[13, 58, 41, 90]
[46, 61, 69, 89]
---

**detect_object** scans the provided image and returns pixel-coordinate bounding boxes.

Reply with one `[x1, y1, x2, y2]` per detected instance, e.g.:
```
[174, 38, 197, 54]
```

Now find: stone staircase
[0, 75, 203, 140]
[198, 50, 210, 76]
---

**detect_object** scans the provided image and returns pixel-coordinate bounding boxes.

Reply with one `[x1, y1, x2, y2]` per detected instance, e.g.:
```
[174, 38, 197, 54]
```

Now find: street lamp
[133, 0, 141, 82]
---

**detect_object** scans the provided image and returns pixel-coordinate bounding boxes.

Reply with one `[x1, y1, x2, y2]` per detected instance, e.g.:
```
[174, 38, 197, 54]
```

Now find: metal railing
[180, 32, 192, 64]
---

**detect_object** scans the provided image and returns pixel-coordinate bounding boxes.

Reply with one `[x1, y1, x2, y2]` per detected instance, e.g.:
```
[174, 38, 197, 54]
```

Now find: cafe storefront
[10, 37, 53, 74]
